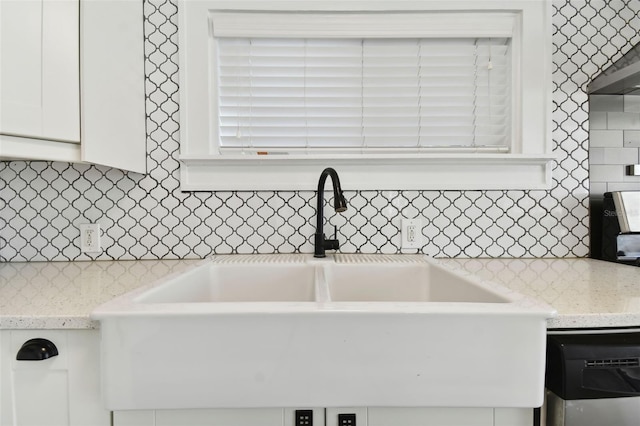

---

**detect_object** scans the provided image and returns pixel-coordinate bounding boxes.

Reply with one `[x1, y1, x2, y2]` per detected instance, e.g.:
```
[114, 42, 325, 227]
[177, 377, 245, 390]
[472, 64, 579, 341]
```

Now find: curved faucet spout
[315, 168, 348, 258]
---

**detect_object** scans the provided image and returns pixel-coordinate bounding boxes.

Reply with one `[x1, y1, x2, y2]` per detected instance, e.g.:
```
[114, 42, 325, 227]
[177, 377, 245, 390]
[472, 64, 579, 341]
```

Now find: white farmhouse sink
[323, 262, 508, 303]
[137, 262, 318, 303]
[92, 254, 555, 410]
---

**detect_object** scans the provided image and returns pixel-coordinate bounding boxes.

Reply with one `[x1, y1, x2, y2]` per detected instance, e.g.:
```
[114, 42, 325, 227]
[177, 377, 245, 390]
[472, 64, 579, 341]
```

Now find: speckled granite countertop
[1, 257, 639, 330]
[441, 258, 640, 329]
[0, 259, 201, 329]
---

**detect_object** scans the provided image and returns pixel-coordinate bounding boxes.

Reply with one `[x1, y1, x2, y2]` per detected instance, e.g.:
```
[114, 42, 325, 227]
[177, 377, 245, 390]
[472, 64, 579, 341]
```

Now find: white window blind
[217, 37, 511, 154]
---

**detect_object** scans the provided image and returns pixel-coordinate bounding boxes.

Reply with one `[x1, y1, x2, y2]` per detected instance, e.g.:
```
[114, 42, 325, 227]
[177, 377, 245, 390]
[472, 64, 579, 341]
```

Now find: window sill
[179, 154, 555, 191]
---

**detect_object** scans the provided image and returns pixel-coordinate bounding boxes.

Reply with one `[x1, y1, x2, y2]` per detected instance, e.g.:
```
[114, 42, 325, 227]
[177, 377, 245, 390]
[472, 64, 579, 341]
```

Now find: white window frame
[178, 0, 553, 191]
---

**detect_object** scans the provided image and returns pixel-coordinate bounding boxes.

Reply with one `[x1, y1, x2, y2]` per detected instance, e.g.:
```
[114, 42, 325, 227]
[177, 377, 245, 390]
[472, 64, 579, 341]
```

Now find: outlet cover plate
[80, 223, 101, 253]
[401, 218, 422, 249]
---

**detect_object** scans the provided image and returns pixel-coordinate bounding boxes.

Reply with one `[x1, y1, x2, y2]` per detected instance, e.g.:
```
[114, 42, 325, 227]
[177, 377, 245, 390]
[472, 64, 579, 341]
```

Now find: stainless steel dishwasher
[543, 331, 640, 426]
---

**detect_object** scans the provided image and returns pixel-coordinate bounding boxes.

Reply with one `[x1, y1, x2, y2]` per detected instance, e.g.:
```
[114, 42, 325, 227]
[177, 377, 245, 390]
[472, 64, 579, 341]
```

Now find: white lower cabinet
[0, 329, 109, 426]
[0, 329, 532, 426]
[113, 407, 532, 426]
[114, 409, 285, 426]
[367, 408, 531, 426]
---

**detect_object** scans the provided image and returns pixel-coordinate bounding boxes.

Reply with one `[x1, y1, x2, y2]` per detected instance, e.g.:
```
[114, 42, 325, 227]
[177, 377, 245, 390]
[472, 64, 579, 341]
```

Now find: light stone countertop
[1, 257, 639, 330]
[440, 258, 640, 329]
[0, 259, 201, 329]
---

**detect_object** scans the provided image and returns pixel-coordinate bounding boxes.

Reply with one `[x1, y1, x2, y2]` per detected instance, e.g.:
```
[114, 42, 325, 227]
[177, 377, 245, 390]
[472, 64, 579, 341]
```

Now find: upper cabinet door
[0, 0, 146, 174]
[0, 0, 80, 143]
[80, 0, 146, 174]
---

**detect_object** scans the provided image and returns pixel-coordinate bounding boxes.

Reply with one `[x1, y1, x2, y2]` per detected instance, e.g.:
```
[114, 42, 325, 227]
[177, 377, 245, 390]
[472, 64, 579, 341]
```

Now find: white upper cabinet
[0, 0, 146, 174]
[0, 0, 80, 143]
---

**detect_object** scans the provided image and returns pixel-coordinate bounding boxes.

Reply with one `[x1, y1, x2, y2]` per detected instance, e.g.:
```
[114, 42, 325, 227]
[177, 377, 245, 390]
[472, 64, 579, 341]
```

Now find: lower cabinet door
[494, 408, 533, 426]
[368, 407, 494, 426]
[114, 409, 285, 426]
[6, 330, 70, 426]
[0, 330, 109, 426]
[367, 407, 532, 426]
[12, 368, 70, 426]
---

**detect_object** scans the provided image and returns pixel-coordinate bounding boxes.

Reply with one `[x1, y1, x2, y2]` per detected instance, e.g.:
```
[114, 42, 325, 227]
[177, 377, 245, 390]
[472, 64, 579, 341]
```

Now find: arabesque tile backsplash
[2, 0, 640, 262]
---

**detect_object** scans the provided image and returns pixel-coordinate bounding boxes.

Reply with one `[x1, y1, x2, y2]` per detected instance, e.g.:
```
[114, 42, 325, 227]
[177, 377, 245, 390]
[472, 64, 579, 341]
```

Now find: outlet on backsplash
[80, 224, 101, 253]
[401, 218, 423, 249]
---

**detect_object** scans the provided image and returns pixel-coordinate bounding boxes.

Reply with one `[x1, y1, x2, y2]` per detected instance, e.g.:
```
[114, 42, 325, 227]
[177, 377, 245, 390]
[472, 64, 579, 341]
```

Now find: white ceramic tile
[607, 112, 640, 129]
[603, 147, 640, 164]
[590, 129, 624, 147]
[590, 164, 624, 183]
[624, 130, 640, 147]
[624, 95, 640, 113]
[589, 147, 605, 164]
[607, 182, 640, 191]
[589, 182, 607, 196]
[590, 94, 624, 112]
[589, 111, 607, 129]
[622, 173, 640, 183]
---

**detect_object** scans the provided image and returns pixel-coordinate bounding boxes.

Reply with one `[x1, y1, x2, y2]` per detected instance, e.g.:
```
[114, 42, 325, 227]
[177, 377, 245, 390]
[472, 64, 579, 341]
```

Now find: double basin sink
[92, 254, 554, 410]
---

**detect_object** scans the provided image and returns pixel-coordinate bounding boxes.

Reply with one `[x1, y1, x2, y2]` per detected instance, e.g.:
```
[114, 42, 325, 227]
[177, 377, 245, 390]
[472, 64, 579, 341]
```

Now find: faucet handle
[323, 226, 340, 251]
[324, 237, 339, 251]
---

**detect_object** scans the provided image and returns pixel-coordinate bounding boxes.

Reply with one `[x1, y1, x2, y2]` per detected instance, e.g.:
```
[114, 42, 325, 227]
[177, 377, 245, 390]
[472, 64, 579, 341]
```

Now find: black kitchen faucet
[314, 167, 348, 258]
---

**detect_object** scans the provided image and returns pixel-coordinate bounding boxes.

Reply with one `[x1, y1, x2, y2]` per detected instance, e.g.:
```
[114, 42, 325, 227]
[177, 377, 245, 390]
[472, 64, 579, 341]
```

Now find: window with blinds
[178, 1, 552, 191]
[217, 37, 511, 154]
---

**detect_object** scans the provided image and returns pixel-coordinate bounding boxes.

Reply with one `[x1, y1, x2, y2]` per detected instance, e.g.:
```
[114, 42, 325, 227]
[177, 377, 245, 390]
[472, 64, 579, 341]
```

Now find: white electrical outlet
[80, 223, 101, 253]
[401, 218, 422, 249]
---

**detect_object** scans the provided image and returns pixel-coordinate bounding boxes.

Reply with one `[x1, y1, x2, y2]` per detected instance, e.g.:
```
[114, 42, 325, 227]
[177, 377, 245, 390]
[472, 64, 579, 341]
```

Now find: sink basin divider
[314, 264, 331, 303]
